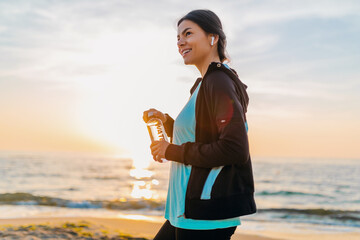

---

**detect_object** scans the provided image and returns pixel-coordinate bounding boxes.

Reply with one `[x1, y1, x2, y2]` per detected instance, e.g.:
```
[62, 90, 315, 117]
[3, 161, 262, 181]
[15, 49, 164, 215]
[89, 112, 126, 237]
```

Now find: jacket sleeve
[163, 113, 175, 142]
[165, 71, 250, 168]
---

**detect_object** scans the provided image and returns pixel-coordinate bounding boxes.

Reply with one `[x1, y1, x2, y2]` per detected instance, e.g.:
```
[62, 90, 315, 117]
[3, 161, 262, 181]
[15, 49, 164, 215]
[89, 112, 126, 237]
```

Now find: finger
[153, 143, 165, 156]
[153, 153, 161, 162]
[151, 148, 160, 156]
[150, 145, 158, 153]
[148, 108, 157, 117]
[149, 109, 162, 118]
[150, 141, 161, 149]
[143, 110, 151, 122]
[153, 111, 165, 122]
[143, 110, 152, 122]
[150, 143, 160, 154]
[144, 109, 157, 122]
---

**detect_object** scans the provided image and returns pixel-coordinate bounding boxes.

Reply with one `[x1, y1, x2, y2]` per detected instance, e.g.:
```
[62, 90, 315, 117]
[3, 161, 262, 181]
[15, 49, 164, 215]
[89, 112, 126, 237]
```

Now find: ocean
[0, 151, 359, 234]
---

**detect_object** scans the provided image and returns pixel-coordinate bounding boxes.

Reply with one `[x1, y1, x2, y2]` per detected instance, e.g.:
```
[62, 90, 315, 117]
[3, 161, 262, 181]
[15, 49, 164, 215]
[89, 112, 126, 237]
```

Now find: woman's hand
[143, 108, 167, 123]
[150, 140, 170, 162]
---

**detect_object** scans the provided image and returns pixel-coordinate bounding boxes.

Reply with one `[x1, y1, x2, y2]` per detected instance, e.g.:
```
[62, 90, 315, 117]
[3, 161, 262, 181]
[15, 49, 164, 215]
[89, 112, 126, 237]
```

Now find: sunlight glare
[130, 168, 154, 179]
[131, 182, 153, 199]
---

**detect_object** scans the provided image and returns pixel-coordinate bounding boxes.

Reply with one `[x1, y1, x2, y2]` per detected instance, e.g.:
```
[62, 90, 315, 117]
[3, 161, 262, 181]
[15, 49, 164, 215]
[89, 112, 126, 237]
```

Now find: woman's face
[177, 20, 213, 65]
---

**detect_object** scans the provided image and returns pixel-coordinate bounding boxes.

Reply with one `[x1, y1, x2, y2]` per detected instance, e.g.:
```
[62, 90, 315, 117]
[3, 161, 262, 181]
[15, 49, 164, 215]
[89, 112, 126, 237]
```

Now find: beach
[0, 216, 272, 240]
[1, 216, 360, 240]
[1, 152, 359, 239]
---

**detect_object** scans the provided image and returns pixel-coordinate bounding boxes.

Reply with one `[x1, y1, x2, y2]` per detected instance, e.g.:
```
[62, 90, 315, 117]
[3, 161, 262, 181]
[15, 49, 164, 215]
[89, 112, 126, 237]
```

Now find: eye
[185, 31, 191, 36]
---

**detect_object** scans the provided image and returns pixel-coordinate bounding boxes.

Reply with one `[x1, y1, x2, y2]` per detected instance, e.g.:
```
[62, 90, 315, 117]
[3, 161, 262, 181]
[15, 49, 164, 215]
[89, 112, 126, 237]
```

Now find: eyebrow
[177, 27, 192, 38]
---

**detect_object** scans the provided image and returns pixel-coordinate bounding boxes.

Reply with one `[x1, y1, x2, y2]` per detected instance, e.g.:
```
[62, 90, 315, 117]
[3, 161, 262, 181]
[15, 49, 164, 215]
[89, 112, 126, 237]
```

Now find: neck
[196, 53, 221, 78]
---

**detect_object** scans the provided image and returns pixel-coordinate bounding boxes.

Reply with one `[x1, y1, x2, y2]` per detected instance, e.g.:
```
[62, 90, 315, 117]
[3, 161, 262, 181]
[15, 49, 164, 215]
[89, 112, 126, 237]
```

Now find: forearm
[165, 120, 249, 168]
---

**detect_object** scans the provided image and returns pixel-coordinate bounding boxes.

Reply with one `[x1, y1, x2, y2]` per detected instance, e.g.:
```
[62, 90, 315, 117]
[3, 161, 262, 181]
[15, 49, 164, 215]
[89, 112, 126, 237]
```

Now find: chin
[183, 58, 192, 65]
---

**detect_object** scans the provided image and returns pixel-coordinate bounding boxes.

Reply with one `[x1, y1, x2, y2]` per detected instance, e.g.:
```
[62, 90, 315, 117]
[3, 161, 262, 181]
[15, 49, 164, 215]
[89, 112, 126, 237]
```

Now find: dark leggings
[153, 220, 237, 240]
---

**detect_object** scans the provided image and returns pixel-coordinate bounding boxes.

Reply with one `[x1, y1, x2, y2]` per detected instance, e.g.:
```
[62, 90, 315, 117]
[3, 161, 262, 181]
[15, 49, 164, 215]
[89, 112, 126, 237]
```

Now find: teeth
[182, 49, 191, 56]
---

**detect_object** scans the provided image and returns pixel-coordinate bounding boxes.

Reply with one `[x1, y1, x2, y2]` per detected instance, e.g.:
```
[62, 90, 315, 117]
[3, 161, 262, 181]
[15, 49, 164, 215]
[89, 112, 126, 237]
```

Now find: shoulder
[204, 70, 235, 92]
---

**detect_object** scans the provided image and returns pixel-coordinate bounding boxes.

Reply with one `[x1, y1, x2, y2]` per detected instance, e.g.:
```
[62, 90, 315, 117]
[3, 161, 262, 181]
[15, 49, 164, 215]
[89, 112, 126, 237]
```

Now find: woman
[143, 9, 256, 240]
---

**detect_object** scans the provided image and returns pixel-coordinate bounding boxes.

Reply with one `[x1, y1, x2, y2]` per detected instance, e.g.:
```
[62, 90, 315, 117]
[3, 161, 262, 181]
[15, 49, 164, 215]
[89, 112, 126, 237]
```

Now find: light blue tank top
[164, 64, 245, 229]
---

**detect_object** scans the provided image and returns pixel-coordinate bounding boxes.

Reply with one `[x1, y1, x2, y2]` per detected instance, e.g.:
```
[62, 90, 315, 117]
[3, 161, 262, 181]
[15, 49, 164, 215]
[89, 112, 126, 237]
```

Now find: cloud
[1, 0, 359, 120]
[225, 0, 360, 30]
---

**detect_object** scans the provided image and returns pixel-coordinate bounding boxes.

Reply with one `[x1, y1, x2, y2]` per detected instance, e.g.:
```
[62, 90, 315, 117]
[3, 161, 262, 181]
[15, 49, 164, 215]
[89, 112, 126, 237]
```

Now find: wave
[257, 190, 326, 197]
[81, 176, 124, 180]
[1, 193, 359, 226]
[259, 208, 360, 223]
[0, 192, 165, 211]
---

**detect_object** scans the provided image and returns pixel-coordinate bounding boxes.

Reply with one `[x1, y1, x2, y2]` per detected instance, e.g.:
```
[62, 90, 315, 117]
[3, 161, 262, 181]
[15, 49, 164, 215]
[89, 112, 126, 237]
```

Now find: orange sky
[1, 104, 359, 159]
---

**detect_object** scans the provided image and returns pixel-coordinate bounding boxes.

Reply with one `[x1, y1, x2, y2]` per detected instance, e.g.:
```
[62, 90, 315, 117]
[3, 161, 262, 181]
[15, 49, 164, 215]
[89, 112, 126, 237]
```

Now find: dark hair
[177, 9, 230, 63]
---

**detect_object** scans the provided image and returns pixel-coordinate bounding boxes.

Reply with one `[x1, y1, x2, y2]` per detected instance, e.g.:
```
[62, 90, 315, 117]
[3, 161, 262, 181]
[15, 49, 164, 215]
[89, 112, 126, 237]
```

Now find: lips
[181, 48, 192, 57]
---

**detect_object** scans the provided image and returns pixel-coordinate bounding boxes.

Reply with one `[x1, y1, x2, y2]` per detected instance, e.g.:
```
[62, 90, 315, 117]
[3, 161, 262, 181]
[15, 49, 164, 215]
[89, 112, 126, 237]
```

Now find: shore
[0, 217, 359, 240]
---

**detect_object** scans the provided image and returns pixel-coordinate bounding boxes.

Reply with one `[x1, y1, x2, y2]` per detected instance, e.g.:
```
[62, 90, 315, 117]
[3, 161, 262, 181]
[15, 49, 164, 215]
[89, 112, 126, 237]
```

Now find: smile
[182, 49, 192, 57]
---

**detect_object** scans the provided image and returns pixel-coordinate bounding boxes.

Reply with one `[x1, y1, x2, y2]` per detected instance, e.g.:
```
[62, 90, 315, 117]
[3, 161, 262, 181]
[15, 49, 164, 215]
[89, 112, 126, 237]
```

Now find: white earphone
[211, 36, 214, 46]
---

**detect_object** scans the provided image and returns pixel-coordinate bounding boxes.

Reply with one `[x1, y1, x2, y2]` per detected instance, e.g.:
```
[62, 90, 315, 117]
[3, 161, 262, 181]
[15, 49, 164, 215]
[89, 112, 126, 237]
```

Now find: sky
[0, 0, 359, 161]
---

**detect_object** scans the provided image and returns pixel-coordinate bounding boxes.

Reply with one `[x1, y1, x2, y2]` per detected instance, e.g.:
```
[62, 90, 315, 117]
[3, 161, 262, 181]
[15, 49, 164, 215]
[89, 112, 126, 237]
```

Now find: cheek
[196, 44, 210, 56]
[187, 37, 210, 58]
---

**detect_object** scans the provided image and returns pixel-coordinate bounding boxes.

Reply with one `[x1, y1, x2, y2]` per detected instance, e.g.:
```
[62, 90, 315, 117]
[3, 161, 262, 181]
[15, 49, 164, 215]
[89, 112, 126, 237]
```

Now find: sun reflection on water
[130, 154, 159, 200]
[130, 168, 153, 179]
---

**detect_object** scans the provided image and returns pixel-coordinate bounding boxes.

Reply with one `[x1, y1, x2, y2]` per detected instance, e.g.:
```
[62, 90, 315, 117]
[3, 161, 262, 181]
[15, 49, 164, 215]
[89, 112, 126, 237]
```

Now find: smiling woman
[144, 9, 256, 240]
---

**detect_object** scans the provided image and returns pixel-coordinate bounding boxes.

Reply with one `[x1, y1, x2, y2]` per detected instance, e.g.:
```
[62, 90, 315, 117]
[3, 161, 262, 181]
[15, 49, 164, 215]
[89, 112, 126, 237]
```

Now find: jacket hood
[190, 62, 249, 115]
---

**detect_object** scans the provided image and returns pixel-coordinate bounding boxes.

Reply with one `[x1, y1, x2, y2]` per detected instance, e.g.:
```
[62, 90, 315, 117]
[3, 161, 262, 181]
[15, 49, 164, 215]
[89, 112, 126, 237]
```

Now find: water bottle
[146, 112, 169, 163]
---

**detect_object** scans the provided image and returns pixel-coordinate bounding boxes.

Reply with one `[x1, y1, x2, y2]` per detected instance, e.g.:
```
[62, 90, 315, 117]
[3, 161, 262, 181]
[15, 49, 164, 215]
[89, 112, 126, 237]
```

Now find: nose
[177, 38, 185, 47]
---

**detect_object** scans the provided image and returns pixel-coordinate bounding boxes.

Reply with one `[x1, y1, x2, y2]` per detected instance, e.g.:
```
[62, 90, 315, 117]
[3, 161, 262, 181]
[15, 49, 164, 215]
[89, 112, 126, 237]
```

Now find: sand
[0, 217, 359, 240]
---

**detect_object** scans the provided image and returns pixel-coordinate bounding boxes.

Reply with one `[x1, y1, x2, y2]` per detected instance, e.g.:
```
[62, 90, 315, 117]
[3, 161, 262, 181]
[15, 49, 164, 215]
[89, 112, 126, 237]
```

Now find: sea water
[0, 151, 359, 234]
